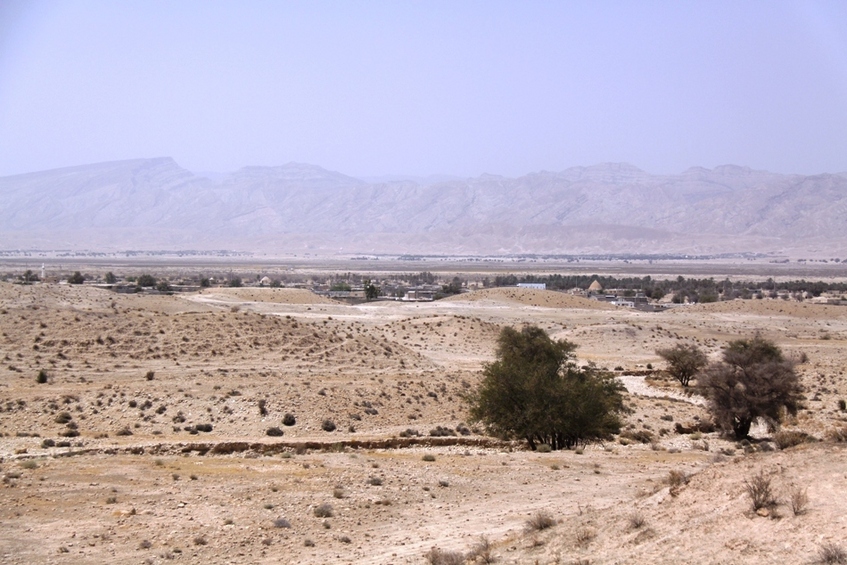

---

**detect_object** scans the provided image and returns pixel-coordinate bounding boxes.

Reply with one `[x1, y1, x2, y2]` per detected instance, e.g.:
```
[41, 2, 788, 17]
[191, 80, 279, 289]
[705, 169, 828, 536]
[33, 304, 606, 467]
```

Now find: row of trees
[468, 326, 804, 450]
[493, 274, 847, 300]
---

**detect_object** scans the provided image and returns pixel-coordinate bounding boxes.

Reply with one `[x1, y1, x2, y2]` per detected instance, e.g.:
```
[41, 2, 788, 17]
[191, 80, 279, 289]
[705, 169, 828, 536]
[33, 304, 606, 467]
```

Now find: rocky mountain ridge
[1, 158, 845, 255]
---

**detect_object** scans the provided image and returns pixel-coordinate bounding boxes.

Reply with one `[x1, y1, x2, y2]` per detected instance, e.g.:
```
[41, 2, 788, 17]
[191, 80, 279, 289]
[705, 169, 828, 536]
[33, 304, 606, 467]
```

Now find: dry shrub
[819, 543, 847, 564]
[425, 547, 465, 565]
[313, 503, 333, 518]
[773, 430, 816, 449]
[575, 527, 597, 546]
[467, 535, 495, 564]
[666, 470, 689, 487]
[789, 486, 809, 516]
[745, 471, 777, 511]
[619, 429, 654, 444]
[525, 511, 556, 531]
[272, 517, 291, 528]
[826, 426, 847, 443]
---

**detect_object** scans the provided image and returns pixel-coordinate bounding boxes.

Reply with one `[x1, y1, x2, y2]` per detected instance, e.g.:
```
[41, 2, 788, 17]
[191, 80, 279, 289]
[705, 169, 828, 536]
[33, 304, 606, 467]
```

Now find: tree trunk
[733, 417, 752, 439]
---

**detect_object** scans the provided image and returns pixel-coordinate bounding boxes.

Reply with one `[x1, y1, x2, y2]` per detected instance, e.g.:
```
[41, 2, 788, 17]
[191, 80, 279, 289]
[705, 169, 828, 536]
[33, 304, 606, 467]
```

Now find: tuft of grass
[628, 511, 646, 530]
[368, 476, 383, 486]
[193, 536, 207, 546]
[422, 454, 436, 462]
[332, 486, 345, 499]
[525, 511, 556, 531]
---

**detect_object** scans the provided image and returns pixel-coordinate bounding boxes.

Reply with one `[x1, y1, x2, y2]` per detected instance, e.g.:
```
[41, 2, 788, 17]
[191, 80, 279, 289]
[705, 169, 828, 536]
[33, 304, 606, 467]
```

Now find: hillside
[1, 282, 847, 563]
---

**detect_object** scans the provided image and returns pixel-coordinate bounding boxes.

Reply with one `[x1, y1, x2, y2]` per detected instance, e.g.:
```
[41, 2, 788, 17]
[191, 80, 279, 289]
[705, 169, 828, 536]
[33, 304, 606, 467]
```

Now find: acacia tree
[698, 336, 803, 439]
[656, 344, 707, 387]
[467, 325, 624, 450]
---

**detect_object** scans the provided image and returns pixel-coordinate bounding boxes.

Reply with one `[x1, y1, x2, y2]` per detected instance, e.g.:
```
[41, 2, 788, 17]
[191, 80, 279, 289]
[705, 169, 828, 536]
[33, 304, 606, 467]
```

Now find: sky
[1, 0, 846, 179]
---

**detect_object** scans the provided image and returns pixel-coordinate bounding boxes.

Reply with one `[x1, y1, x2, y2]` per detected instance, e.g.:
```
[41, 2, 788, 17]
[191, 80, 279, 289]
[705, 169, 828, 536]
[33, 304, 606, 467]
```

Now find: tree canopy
[467, 325, 624, 450]
[656, 343, 707, 387]
[698, 336, 803, 439]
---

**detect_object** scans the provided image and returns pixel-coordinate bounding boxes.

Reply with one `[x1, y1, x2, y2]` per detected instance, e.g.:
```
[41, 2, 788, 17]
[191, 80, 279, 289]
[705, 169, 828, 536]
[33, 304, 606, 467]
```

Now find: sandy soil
[1, 283, 846, 564]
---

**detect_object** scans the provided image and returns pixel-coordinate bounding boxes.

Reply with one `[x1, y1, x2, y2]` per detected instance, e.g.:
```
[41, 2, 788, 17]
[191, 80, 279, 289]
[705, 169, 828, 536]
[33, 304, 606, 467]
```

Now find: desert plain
[1, 274, 847, 565]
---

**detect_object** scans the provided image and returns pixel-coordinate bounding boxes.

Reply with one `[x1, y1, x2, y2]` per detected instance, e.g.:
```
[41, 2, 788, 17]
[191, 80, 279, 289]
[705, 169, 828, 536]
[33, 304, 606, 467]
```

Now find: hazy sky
[1, 1, 846, 178]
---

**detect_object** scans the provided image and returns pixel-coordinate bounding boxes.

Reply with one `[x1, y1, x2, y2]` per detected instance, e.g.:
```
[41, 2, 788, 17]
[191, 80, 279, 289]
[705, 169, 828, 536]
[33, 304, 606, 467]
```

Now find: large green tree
[468, 325, 624, 450]
[698, 336, 803, 439]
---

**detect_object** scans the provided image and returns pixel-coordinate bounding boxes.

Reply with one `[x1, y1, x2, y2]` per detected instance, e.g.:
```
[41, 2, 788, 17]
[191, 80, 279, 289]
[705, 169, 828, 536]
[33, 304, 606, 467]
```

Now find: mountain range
[1, 157, 846, 256]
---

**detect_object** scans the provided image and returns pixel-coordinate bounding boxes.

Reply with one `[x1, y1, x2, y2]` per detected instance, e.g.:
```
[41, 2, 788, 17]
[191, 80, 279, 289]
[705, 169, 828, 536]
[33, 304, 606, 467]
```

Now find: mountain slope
[1, 159, 845, 254]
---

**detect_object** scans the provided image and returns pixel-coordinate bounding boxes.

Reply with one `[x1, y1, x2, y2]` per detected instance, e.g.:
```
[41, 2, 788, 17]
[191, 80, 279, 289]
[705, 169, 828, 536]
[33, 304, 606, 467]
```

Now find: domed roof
[588, 280, 603, 292]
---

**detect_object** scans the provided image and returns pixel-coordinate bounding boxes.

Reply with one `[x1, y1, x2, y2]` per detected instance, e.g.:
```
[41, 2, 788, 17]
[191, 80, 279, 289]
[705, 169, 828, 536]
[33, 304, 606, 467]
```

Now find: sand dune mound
[675, 298, 847, 319]
[446, 287, 616, 310]
[195, 286, 337, 305]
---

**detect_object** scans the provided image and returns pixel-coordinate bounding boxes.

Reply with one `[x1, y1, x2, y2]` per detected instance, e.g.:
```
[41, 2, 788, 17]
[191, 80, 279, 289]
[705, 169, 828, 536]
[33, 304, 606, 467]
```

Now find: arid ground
[1, 282, 846, 564]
